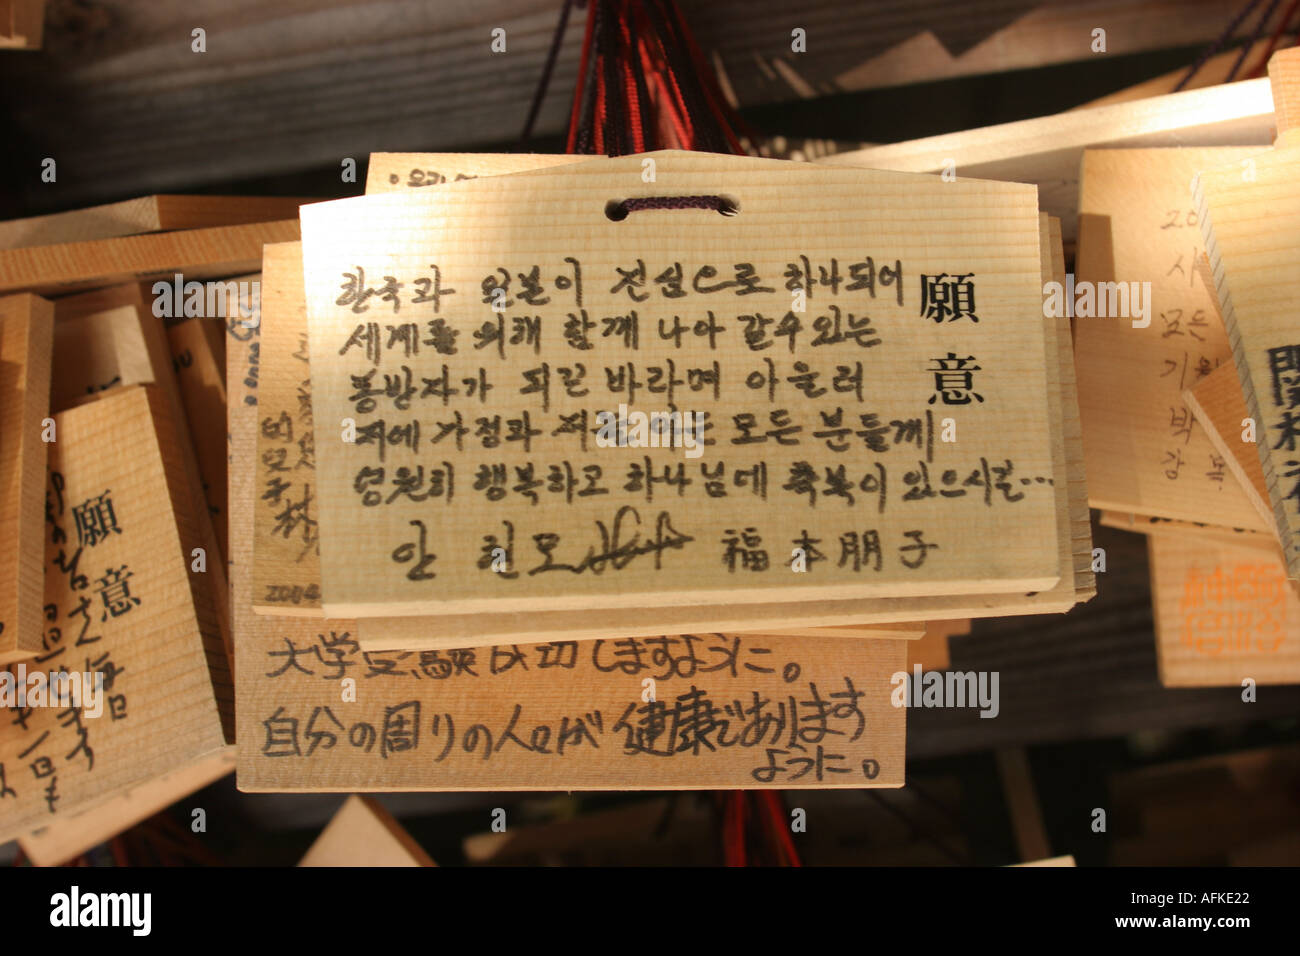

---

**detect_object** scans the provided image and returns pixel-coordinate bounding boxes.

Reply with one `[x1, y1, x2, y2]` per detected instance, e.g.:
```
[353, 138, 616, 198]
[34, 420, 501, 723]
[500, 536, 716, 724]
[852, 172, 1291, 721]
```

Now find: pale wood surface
[0, 385, 230, 843]
[340, 157, 1084, 648]
[252, 242, 321, 616]
[0, 219, 298, 296]
[0, 292, 52, 663]
[328, 195, 1086, 648]
[1074, 148, 1271, 532]
[0, 195, 307, 251]
[1149, 531, 1300, 687]
[18, 746, 235, 866]
[50, 305, 154, 412]
[167, 317, 231, 562]
[298, 795, 435, 867]
[53, 283, 236, 676]
[1193, 50, 1300, 580]
[230, 266, 908, 791]
[1184, 361, 1274, 533]
[822, 80, 1275, 249]
[304, 150, 1061, 618]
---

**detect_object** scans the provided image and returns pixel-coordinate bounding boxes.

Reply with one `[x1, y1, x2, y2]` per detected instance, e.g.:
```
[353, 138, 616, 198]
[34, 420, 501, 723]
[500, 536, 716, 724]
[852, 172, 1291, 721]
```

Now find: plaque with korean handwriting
[301, 151, 1062, 619]
[1193, 49, 1300, 581]
[229, 299, 907, 791]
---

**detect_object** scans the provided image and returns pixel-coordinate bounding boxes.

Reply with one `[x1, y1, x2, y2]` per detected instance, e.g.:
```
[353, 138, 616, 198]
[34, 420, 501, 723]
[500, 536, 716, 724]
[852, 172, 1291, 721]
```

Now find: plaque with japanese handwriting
[1149, 531, 1300, 687]
[253, 242, 322, 616]
[229, 303, 907, 790]
[0, 293, 53, 665]
[0, 385, 231, 844]
[1183, 362, 1274, 534]
[302, 150, 1062, 619]
[52, 281, 236, 674]
[1193, 49, 1300, 580]
[1074, 147, 1270, 532]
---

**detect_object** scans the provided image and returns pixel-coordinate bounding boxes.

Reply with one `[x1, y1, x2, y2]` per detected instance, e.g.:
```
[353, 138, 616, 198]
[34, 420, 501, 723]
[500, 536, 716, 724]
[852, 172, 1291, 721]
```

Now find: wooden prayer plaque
[50, 305, 155, 412]
[51, 282, 236, 675]
[1149, 531, 1300, 687]
[0, 293, 53, 664]
[167, 317, 231, 561]
[1183, 362, 1274, 533]
[351, 208, 1090, 647]
[303, 150, 1062, 619]
[252, 243, 321, 616]
[1074, 147, 1269, 532]
[230, 303, 907, 790]
[0, 219, 298, 297]
[1193, 49, 1300, 579]
[18, 746, 234, 866]
[0, 195, 307, 251]
[238, 165, 1086, 647]
[0, 385, 231, 844]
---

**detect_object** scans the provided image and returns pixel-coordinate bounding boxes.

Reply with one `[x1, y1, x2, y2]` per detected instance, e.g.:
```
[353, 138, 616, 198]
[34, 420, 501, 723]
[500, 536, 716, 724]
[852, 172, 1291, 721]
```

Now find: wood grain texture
[0, 385, 230, 843]
[1074, 148, 1271, 531]
[254, 171, 981, 640]
[0, 195, 308, 251]
[349, 196, 1087, 648]
[167, 317, 231, 562]
[0, 219, 299, 296]
[230, 283, 908, 790]
[823, 80, 1275, 250]
[1193, 50, 1300, 580]
[304, 150, 1061, 618]
[17, 746, 234, 866]
[1149, 531, 1300, 687]
[0, 292, 52, 664]
[298, 795, 435, 867]
[50, 304, 154, 411]
[53, 283, 236, 677]
[252, 242, 321, 616]
[1183, 361, 1274, 533]
[1098, 509, 1271, 544]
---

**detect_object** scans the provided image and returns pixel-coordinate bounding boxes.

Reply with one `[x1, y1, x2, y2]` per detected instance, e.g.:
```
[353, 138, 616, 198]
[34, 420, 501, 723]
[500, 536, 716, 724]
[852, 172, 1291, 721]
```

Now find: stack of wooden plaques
[0, 196, 300, 862]
[1069, 50, 1300, 688]
[46, 56, 1300, 822]
[229, 147, 1095, 795]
